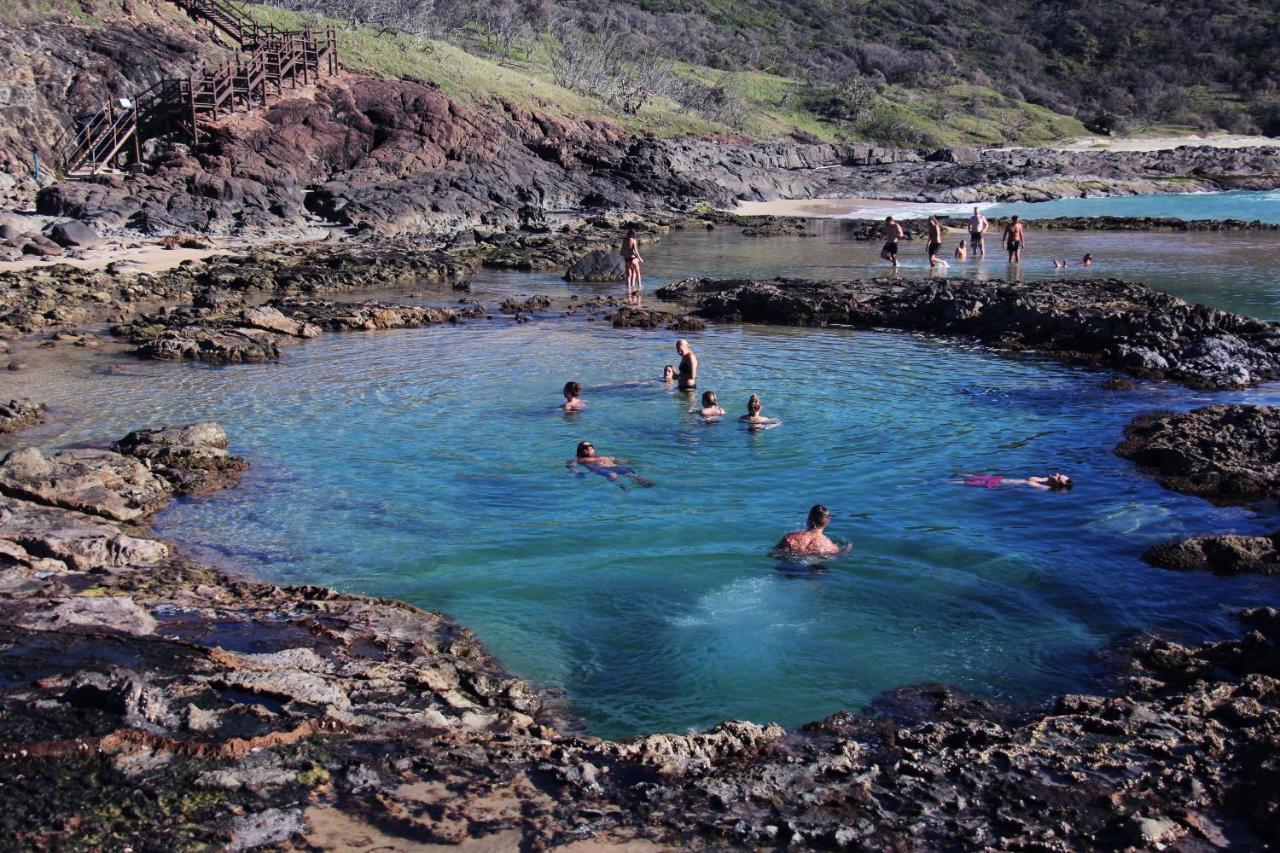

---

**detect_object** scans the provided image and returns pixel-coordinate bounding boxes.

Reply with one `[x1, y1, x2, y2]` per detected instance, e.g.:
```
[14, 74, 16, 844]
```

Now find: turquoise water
[986, 190, 1280, 224]
[19, 320, 1280, 738]
[10, 198, 1280, 738]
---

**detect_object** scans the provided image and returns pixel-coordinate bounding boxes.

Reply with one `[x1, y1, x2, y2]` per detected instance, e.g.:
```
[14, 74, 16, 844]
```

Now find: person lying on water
[739, 394, 780, 428]
[562, 381, 586, 412]
[690, 390, 726, 419]
[567, 441, 652, 487]
[773, 505, 853, 556]
[956, 472, 1073, 491]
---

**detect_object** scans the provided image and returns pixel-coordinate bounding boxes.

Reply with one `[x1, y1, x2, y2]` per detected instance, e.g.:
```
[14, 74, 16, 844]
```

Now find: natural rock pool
[12, 209, 1280, 739]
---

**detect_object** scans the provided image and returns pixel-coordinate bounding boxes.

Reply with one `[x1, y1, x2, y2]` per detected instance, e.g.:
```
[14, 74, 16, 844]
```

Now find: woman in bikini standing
[621, 228, 643, 305]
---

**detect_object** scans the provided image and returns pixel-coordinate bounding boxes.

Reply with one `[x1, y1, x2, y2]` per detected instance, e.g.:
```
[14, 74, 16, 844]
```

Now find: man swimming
[880, 216, 905, 267]
[773, 505, 853, 556]
[562, 381, 585, 412]
[1003, 215, 1026, 264]
[954, 239, 967, 262]
[676, 339, 697, 390]
[567, 441, 652, 488]
[739, 394, 780, 428]
[957, 472, 1073, 491]
[690, 390, 725, 419]
[968, 207, 988, 257]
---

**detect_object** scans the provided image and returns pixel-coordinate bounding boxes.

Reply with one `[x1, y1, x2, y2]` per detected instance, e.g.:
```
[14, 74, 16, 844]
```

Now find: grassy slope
[250, 5, 1089, 145]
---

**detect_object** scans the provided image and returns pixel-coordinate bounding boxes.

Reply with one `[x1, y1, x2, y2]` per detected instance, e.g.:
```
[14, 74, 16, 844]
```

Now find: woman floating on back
[956, 472, 1073, 491]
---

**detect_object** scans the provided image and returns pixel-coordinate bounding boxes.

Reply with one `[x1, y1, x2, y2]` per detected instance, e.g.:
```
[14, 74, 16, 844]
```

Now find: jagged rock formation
[1, 427, 1279, 848]
[657, 276, 1280, 389]
[1116, 405, 1280, 503]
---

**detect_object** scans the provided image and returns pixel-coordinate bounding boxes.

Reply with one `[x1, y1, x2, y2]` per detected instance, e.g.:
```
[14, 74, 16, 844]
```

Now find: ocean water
[10, 194, 1280, 739]
[986, 190, 1280, 224]
[797, 189, 1280, 225]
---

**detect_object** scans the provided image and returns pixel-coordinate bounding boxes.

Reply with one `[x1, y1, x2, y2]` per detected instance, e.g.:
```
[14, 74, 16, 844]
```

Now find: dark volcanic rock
[564, 249, 625, 282]
[740, 216, 810, 237]
[1116, 404, 1280, 503]
[657, 276, 1280, 389]
[1144, 533, 1280, 575]
[0, 399, 45, 434]
[47, 220, 101, 248]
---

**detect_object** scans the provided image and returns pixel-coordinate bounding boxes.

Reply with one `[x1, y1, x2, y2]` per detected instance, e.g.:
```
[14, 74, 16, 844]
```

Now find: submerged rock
[0, 398, 44, 434]
[564, 249, 625, 282]
[657, 276, 1280, 389]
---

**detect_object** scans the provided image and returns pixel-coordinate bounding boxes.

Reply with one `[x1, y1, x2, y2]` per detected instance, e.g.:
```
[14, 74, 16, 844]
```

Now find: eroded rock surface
[658, 276, 1280, 389]
[0, 399, 44, 434]
[1116, 404, 1280, 503]
[1144, 533, 1280, 575]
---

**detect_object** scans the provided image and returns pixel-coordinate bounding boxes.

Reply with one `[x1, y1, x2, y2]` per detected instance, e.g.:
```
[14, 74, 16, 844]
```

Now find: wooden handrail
[58, 0, 340, 173]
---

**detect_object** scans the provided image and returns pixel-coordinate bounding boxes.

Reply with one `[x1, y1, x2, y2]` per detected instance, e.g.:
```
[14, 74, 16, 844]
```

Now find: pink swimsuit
[963, 475, 1004, 488]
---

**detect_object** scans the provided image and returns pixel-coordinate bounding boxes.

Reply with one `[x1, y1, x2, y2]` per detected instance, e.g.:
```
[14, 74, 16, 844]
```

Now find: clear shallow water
[7, 205, 1280, 739]
[17, 320, 1280, 739]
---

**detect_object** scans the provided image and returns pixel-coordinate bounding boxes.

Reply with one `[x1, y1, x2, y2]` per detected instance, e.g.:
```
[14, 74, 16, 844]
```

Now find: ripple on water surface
[14, 205, 1280, 738]
[23, 317, 1279, 738]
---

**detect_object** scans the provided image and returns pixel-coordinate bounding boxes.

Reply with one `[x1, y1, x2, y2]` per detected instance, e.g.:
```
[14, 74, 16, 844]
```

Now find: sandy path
[0, 242, 225, 274]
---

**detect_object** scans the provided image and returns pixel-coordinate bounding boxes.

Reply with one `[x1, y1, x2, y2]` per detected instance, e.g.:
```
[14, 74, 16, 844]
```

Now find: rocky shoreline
[1, 423, 1278, 848]
[655, 276, 1280, 389]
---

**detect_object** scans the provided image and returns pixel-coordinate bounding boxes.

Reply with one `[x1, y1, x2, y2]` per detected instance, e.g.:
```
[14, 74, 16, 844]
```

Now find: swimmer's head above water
[576, 440, 596, 459]
[563, 381, 581, 400]
[701, 390, 717, 408]
[807, 504, 830, 530]
[747, 394, 761, 416]
[1046, 473, 1072, 490]
[662, 364, 676, 381]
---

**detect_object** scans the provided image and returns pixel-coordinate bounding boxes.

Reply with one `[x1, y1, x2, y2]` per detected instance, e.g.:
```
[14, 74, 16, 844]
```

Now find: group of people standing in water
[882, 208, 1095, 270]
[559, 329, 1072, 558]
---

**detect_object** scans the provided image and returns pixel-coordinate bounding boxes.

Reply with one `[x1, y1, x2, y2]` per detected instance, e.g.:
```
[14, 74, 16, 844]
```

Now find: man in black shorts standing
[880, 216, 905, 268]
[967, 206, 988, 258]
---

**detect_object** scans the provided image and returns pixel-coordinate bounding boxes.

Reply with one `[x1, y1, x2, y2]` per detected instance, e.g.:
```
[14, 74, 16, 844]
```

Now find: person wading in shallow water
[621, 228, 644, 305]
[773, 505, 853, 556]
[561, 381, 585, 412]
[968, 206, 989, 258]
[675, 339, 698, 390]
[880, 216, 905, 267]
[1003, 215, 1026, 264]
[926, 215, 948, 268]
[739, 394, 781, 429]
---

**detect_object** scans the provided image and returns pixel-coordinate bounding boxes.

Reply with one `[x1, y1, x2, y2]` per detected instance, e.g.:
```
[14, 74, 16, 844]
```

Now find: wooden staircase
[58, 0, 339, 174]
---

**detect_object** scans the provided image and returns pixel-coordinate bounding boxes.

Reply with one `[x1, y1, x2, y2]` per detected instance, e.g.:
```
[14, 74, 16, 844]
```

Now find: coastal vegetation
[260, 0, 1278, 142]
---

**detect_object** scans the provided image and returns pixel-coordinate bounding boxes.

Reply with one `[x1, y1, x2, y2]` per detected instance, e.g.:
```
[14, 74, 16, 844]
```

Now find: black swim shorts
[883, 241, 899, 254]
[927, 241, 942, 255]
[1007, 240, 1022, 251]
[969, 231, 984, 243]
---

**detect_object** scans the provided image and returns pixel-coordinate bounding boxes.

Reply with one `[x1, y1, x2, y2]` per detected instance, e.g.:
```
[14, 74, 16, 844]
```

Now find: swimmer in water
[954, 239, 967, 262]
[567, 440, 652, 488]
[690, 390, 726, 419]
[773, 505, 853, 556]
[956, 472, 1073, 491]
[662, 364, 676, 383]
[738, 394, 780, 428]
[1081, 253, 1093, 267]
[676, 339, 698, 390]
[562, 381, 585, 412]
